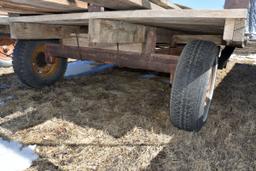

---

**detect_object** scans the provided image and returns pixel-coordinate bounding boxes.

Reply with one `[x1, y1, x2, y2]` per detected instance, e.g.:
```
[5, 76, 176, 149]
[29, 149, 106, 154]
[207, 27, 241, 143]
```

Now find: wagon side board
[223, 18, 247, 47]
[6, 9, 248, 47]
[224, 0, 250, 47]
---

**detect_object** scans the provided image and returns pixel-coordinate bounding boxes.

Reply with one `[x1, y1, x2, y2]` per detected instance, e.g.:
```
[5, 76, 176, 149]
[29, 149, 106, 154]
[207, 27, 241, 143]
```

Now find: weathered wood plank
[9, 9, 247, 23]
[224, 0, 248, 46]
[223, 18, 246, 46]
[0, 0, 88, 13]
[10, 22, 84, 39]
[62, 33, 144, 53]
[80, 0, 151, 9]
[8, 17, 175, 43]
[223, 18, 235, 41]
[142, 27, 156, 55]
[89, 19, 147, 44]
[173, 35, 223, 45]
[8, 9, 247, 35]
[232, 19, 246, 44]
[8, 10, 247, 25]
[149, 0, 181, 9]
[82, 0, 167, 10]
[0, 1, 53, 13]
[9, 0, 88, 10]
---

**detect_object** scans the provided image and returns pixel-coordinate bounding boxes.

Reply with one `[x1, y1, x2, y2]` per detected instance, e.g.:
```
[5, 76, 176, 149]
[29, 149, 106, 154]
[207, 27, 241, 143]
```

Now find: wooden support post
[223, 18, 246, 47]
[223, 19, 236, 42]
[223, 0, 248, 47]
[142, 28, 157, 55]
[232, 19, 246, 44]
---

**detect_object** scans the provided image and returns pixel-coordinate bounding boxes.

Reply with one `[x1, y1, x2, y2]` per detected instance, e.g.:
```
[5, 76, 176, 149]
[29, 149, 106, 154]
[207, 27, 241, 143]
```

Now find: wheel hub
[32, 45, 59, 77]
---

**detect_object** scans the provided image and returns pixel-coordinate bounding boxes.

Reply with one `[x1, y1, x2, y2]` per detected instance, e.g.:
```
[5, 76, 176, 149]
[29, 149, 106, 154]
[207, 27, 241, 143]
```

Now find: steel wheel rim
[32, 45, 59, 77]
[203, 59, 218, 122]
[200, 58, 218, 122]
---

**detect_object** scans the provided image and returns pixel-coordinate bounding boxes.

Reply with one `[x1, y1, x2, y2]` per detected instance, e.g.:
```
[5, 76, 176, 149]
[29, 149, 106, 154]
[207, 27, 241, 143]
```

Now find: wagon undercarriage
[0, 0, 253, 131]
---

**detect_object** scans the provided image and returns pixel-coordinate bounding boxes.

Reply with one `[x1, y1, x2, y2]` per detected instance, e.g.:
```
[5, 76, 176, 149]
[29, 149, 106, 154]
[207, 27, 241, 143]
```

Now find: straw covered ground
[0, 57, 255, 171]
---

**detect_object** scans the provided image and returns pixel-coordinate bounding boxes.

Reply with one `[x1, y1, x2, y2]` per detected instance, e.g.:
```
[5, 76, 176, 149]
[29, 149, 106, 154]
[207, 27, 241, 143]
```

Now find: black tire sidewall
[170, 40, 219, 131]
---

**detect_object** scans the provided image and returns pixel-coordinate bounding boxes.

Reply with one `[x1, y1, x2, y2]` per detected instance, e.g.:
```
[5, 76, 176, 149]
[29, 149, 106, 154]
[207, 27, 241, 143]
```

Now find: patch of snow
[231, 54, 256, 64]
[140, 73, 158, 79]
[0, 138, 38, 171]
[230, 54, 256, 65]
[65, 60, 115, 78]
[250, 34, 256, 41]
[232, 54, 256, 59]
[0, 58, 12, 68]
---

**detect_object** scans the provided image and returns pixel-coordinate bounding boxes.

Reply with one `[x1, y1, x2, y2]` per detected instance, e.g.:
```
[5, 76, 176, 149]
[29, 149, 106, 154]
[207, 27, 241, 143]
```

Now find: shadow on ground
[0, 62, 255, 170]
[145, 63, 256, 170]
[0, 68, 171, 137]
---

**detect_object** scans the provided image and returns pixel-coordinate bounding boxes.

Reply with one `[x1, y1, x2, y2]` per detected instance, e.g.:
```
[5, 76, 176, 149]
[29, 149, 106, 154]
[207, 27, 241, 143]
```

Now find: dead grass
[0, 59, 255, 171]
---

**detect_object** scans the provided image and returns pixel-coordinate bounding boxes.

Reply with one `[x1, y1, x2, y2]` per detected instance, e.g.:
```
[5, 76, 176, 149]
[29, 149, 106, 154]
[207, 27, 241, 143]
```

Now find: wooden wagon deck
[0, 0, 250, 50]
[7, 9, 247, 34]
[0, 0, 189, 14]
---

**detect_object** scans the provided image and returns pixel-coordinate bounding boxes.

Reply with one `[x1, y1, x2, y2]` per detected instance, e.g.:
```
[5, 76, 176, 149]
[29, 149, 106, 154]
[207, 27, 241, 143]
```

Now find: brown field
[0, 58, 255, 171]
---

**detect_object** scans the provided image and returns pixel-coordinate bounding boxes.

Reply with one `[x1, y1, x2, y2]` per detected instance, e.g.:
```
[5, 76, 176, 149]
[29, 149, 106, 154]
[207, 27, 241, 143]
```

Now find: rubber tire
[13, 40, 67, 88]
[170, 40, 219, 131]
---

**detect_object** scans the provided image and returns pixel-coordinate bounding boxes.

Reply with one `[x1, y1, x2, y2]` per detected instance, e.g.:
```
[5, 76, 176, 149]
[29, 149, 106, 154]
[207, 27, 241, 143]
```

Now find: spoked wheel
[170, 40, 220, 131]
[13, 40, 67, 88]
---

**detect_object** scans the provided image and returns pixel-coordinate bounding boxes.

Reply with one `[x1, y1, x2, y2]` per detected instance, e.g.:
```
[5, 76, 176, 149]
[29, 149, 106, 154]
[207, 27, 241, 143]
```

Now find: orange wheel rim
[32, 45, 60, 77]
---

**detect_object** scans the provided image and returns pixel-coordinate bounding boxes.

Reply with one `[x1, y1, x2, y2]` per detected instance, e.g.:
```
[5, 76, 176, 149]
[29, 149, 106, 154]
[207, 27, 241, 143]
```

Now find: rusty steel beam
[45, 44, 178, 73]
